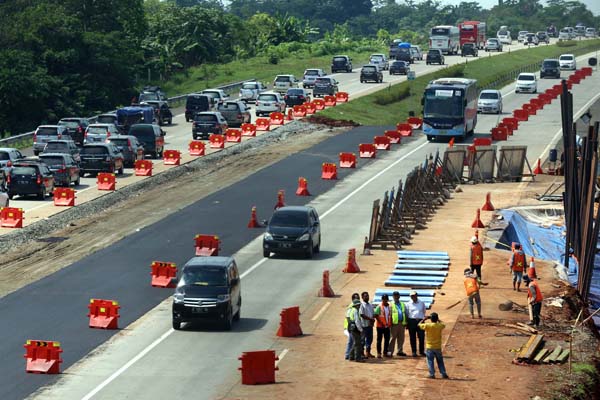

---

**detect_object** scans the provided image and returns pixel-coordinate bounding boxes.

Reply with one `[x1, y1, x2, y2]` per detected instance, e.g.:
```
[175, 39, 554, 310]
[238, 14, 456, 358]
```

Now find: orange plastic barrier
[359, 143, 377, 158]
[494, 124, 511, 139]
[241, 123, 257, 137]
[97, 172, 116, 191]
[523, 103, 537, 116]
[396, 123, 413, 137]
[317, 270, 335, 297]
[88, 299, 120, 329]
[150, 261, 177, 288]
[335, 92, 349, 103]
[384, 130, 402, 144]
[247, 206, 261, 228]
[538, 93, 552, 105]
[406, 117, 423, 129]
[502, 117, 519, 133]
[513, 109, 529, 122]
[24, 340, 63, 374]
[323, 95, 337, 107]
[238, 350, 279, 385]
[313, 99, 325, 110]
[546, 87, 559, 99]
[286, 108, 294, 121]
[53, 187, 75, 207]
[226, 128, 242, 143]
[292, 105, 307, 117]
[342, 248, 360, 273]
[373, 135, 391, 150]
[473, 138, 493, 146]
[276, 306, 303, 337]
[269, 112, 284, 125]
[256, 118, 270, 131]
[568, 73, 581, 84]
[530, 98, 544, 110]
[209, 134, 225, 149]
[321, 163, 337, 180]
[0, 207, 24, 228]
[134, 159, 153, 176]
[189, 140, 206, 156]
[339, 152, 357, 168]
[194, 234, 220, 256]
[163, 149, 181, 166]
[296, 177, 311, 196]
[581, 67, 592, 76]
[304, 102, 316, 114]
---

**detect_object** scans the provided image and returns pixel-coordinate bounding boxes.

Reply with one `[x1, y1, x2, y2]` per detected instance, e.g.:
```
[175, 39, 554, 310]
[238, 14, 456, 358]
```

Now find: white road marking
[275, 348, 289, 366]
[311, 302, 331, 321]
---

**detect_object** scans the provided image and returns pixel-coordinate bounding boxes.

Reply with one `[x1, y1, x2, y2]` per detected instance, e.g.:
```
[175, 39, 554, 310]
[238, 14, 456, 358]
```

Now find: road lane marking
[311, 302, 331, 321]
[275, 348, 289, 366]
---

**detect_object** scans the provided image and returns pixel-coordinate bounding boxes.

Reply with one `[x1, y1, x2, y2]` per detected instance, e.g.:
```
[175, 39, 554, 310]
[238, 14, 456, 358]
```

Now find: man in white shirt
[359, 291, 375, 358]
[406, 291, 426, 357]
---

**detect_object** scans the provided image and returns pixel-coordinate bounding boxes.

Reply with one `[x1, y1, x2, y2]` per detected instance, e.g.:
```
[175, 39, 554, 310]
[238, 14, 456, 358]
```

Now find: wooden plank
[519, 334, 544, 361]
[543, 346, 563, 364]
[533, 348, 549, 364]
[505, 324, 536, 334]
[556, 349, 570, 364]
[516, 322, 538, 334]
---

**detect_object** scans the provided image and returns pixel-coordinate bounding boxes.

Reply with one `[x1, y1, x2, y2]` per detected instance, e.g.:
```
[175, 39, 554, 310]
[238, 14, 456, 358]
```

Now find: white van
[585, 28, 597, 38]
[410, 46, 423, 61]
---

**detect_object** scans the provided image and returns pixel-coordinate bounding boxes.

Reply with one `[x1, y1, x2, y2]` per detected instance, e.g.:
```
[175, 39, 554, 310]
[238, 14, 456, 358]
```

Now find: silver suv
[484, 38, 503, 52]
[85, 123, 120, 144]
[477, 90, 503, 114]
[302, 69, 326, 88]
[33, 125, 70, 156]
[273, 75, 299, 94]
[255, 92, 286, 117]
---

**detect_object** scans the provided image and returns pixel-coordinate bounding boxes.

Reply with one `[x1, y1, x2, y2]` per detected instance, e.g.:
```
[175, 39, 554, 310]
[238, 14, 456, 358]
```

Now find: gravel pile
[0, 121, 329, 252]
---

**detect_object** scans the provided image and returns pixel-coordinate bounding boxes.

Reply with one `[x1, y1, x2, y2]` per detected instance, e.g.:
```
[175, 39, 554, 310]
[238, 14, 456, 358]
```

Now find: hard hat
[352, 299, 361, 306]
[471, 236, 478, 243]
[569, 248, 574, 254]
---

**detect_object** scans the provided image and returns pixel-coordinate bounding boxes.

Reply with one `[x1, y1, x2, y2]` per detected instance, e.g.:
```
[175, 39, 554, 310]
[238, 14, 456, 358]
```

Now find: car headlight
[173, 292, 185, 303]
[264, 232, 273, 241]
[217, 294, 230, 302]
[423, 123, 431, 131]
[297, 233, 310, 241]
[453, 124, 464, 131]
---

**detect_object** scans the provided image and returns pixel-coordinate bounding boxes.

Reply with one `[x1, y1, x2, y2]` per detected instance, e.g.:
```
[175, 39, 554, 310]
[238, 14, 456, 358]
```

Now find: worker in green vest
[344, 293, 360, 360]
[389, 291, 408, 357]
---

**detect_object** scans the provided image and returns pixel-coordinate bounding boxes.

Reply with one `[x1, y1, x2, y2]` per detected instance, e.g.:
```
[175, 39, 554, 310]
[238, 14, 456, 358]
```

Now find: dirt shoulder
[224, 175, 600, 400]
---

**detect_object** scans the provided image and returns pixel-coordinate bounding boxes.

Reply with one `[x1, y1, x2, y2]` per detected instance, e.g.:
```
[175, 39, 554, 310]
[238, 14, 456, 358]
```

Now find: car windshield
[270, 210, 309, 227]
[202, 92, 219, 99]
[479, 92, 499, 100]
[304, 70, 319, 76]
[275, 76, 291, 82]
[44, 143, 68, 152]
[11, 166, 36, 175]
[287, 89, 304, 95]
[258, 94, 277, 102]
[428, 50, 439, 55]
[543, 61, 559, 67]
[82, 146, 109, 155]
[463, 44, 474, 48]
[498, 30, 508, 35]
[560, 55, 574, 60]
[424, 88, 464, 119]
[88, 126, 110, 135]
[315, 78, 330, 84]
[333, 57, 346, 62]
[139, 92, 159, 102]
[518, 75, 535, 81]
[488, 39, 498, 43]
[392, 61, 406, 66]
[519, 31, 527, 35]
[109, 139, 128, 147]
[195, 115, 217, 122]
[39, 156, 64, 166]
[242, 83, 257, 90]
[37, 127, 58, 135]
[362, 66, 376, 72]
[182, 266, 227, 286]
[370, 55, 383, 60]
[129, 126, 155, 138]
[58, 121, 80, 128]
[218, 103, 240, 111]
[97, 116, 116, 124]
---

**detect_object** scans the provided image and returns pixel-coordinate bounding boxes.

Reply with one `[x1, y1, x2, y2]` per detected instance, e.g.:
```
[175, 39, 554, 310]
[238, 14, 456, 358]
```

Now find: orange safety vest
[375, 304, 392, 328]
[470, 243, 483, 266]
[528, 280, 543, 303]
[464, 276, 479, 296]
[511, 251, 526, 272]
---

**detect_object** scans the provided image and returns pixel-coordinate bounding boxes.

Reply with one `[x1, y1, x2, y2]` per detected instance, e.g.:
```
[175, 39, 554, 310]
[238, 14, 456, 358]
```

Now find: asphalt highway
[17, 51, 600, 399]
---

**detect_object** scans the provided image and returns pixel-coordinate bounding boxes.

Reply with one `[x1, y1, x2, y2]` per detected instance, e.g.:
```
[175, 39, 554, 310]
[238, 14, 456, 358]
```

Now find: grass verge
[318, 39, 600, 126]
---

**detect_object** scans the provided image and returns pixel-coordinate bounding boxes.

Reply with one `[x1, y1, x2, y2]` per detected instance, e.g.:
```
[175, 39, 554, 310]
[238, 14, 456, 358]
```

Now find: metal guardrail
[0, 78, 256, 147]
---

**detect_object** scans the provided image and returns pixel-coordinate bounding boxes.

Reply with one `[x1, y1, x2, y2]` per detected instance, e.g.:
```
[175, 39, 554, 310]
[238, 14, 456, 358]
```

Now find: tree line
[0, 0, 597, 136]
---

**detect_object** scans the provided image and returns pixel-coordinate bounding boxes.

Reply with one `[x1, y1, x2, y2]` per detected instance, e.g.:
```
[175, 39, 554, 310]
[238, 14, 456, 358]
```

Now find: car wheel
[185, 117, 190, 122]
[223, 308, 233, 331]
[305, 243, 314, 259]
[8, 193, 13, 200]
[38, 186, 45, 200]
[233, 301, 241, 321]
[427, 135, 433, 141]
[314, 239, 321, 254]
[75, 175, 81, 186]
[33, 151, 39, 156]
[168, 118, 172, 125]
[118, 164, 124, 175]
[263, 249, 270, 258]
[172, 319, 182, 330]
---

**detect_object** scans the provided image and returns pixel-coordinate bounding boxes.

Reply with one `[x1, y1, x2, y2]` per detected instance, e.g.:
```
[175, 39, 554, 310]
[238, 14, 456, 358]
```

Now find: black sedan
[284, 88, 311, 107]
[389, 60, 410, 75]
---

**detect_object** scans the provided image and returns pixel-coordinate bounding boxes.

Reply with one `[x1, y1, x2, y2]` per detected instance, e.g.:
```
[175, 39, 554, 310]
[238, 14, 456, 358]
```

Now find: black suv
[192, 112, 228, 140]
[461, 43, 478, 57]
[172, 256, 241, 330]
[58, 117, 89, 146]
[142, 100, 173, 126]
[129, 124, 165, 159]
[426, 49, 445, 65]
[80, 143, 124, 176]
[7, 161, 55, 200]
[185, 94, 212, 122]
[540, 59, 561, 78]
[331, 55, 353, 73]
[360, 65, 383, 83]
[263, 206, 321, 259]
[312, 77, 339, 97]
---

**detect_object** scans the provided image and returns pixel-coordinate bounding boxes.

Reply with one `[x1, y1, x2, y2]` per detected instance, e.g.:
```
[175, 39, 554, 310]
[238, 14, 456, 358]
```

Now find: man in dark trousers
[523, 275, 543, 327]
[374, 294, 392, 358]
[469, 235, 484, 282]
[406, 291, 426, 357]
[508, 243, 526, 292]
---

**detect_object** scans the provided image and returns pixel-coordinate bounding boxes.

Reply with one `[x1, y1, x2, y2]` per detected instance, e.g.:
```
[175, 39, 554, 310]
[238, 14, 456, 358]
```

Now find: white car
[524, 33, 539, 45]
[302, 69, 326, 88]
[559, 54, 576, 70]
[238, 81, 266, 103]
[484, 38, 503, 52]
[201, 89, 229, 106]
[273, 74, 299, 94]
[515, 72, 537, 94]
[585, 28, 596, 38]
[255, 92, 286, 117]
[517, 31, 528, 42]
[478, 89, 503, 114]
[369, 54, 389, 70]
[497, 31, 512, 45]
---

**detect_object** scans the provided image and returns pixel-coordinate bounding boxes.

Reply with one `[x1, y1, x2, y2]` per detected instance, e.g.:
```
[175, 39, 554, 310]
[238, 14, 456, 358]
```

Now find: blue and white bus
[422, 78, 478, 141]
[429, 25, 460, 55]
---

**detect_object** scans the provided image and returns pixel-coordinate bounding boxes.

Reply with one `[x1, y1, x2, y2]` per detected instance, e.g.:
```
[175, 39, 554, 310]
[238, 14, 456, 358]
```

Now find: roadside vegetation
[319, 39, 600, 126]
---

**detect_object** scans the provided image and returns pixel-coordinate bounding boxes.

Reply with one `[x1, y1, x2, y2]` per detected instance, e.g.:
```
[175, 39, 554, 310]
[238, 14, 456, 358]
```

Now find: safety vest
[470, 243, 483, 266]
[464, 276, 479, 296]
[343, 303, 353, 329]
[390, 302, 407, 326]
[511, 251, 526, 272]
[374, 304, 392, 328]
[528, 280, 543, 303]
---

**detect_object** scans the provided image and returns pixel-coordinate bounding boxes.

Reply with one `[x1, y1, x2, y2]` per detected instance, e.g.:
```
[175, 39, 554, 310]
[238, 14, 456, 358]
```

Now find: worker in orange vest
[469, 236, 485, 283]
[523, 275, 543, 327]
[463, 268, 482, 319]
[507, 243, 526, 292]
[373, 294, 392, 358]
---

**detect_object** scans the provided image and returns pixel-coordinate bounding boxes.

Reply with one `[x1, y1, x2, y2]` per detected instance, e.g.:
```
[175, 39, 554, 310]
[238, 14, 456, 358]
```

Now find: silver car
[477, 90, 503, 114]
[369, 54, 389, 70]
[273, 75, 299, 94]
[238, 81, 266, 103]
[484, 38, 503, 52]
[33, 125, 70, 155]
[255, 92, 286, 117]
[85, 123, 120, 144]
[302, 69, 326, 88]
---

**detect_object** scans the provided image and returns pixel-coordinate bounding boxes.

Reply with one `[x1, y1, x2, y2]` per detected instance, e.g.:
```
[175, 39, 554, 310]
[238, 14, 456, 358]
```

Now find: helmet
[464, 268, 472, 275]
[569, 248, 574, 254]
[513, 242, 521, 249]
[471, 236, 478, 243]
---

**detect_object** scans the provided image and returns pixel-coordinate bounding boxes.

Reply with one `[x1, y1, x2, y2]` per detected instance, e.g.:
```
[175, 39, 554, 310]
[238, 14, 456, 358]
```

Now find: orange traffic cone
[481, 192, 495, 211]
[296, 177, 311, 196]
[533, 159, 544, 175]
[247, 206, 261, 228]
[274, 190, 285, 209]
[342, 249, 360, 273]
[448, 137, 455, 148]
[471, 208, 484, 228]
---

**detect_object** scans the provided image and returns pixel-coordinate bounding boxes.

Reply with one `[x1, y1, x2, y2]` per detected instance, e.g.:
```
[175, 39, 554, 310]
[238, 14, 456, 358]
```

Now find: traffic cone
[481, 192, 495, 211]
[533, 159, 544, 175]
[274, 190, 285, 209]
[362, 236, 372, 255]
[448, 137, 455, 148]
[296, 177, 310, 196]
[247, 206, 260, 228]
[528, 257, 538, 279]
[471, 208, 484, 228]
[342, 248, 360, 273]
[286, 108, 294, 121]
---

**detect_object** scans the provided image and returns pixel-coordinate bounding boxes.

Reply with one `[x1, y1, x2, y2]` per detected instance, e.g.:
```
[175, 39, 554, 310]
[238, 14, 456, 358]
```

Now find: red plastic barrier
[496, 123, 512, 136]
[194, 234, 220, 256]
[313, 99, 325, 110]
[163, 149, 181, 166]
[286, 108, 294, 121]
[296, 177, 310, 196]
[304, 102, 316, 114]
[209, 134, 225, 149]
[0, 207, 24, 228]
[134, 159, 153, 176]
[323, 95, 337, 107]
[88, 299, 120, 329]
[335, 92, 349, 103]
[241, 123, 257, 137]
[582, 67, 593, 76]
[491, 127, 508, 141]
[513, 109, 529, 122]
[373, 135, 391, 150]
[359, 143, 377, 158]
[384, 130, 402, 144]
[502, 117, 519, 133]
[396, 123, 413, 137]
[538, 93, 552, 105]
[530, 98, 544, 110]
[225, 129, 242, 143]
[255, 118, 270, 131]
[406, 116, 423, 129]
[276, 306, 303, 337]
[318, 270, 335, 297]
[97, 172, 116, 191]
[269, 112, 284, 125]
[574, 69, 586, 79]
[189, 140, 206, 156]
[473, 138, 493, 146]
[321, 163, 337, 180]
[150, 261, 177, 288]
[568, 73, 581, 84]
[53, 187, 75, 207]
[523, 103, 537, 116]
[238, 350, 279, 385]
[546, 87, 559, 99]
[339, 152, 357, 168]
[24, 340, 63, 374]
[292, 105, 307, 117]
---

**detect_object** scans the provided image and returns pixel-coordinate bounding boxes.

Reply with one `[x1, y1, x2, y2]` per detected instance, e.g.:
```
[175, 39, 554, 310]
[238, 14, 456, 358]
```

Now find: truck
[388, 38, 404, 59]
[459, 21, 487, 49]
[395, 43, 414, 63]
[116, 106, 155, 134]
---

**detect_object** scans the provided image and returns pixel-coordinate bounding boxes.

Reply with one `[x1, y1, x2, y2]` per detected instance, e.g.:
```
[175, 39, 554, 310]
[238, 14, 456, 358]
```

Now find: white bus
[429, 25, 460, 55]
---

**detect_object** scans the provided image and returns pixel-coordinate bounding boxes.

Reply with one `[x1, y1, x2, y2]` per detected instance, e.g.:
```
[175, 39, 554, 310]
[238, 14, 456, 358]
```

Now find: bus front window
[424, 89, 464, 119]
